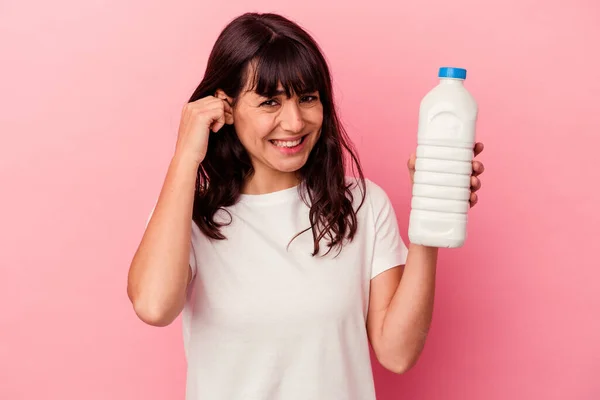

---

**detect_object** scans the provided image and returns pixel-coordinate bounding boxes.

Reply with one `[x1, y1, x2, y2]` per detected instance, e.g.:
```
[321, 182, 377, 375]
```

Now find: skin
[215, 83, 323, 195]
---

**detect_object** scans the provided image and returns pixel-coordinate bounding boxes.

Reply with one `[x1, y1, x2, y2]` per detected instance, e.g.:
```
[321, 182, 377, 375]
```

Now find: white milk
[408, 67, 478, 248]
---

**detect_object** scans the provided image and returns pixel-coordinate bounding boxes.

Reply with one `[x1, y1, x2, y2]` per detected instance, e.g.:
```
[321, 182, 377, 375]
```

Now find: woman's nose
[279, 102, 305, 134]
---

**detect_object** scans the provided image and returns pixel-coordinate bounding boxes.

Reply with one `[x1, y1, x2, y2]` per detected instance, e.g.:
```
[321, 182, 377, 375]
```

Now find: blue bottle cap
[438, 67, 467, 80]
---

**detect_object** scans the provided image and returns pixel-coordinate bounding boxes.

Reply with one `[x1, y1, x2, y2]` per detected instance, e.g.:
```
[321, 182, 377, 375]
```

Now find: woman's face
[227, 81, 323, 178]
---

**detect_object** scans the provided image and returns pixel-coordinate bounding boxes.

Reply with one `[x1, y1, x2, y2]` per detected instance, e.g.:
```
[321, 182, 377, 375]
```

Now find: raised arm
[127, 154, 198, 327]
[127, 95, 234, 326]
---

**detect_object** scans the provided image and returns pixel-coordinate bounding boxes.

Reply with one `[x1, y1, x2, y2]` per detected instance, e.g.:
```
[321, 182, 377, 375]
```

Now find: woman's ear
[214, 89, 234, 125]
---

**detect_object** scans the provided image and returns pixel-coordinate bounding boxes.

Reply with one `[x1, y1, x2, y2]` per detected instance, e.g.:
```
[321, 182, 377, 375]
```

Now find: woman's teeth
[271, 138, 302, 148]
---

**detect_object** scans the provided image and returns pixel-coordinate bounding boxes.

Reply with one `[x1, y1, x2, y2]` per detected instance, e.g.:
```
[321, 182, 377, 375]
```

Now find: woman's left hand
[407, 142, 485, 208]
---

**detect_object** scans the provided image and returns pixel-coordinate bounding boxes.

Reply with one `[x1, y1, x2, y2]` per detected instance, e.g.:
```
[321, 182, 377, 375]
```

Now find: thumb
[407, 153, 416, 170]
[209, 109, 226, 133]
[215, 91, 234, 126]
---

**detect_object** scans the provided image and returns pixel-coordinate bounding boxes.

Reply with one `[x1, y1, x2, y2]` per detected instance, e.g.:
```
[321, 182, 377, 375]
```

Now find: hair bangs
[248, 37, 323, 98]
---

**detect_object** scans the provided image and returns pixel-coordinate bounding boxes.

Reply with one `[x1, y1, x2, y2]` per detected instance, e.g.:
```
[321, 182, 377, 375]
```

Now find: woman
[127, 12, 484, 400]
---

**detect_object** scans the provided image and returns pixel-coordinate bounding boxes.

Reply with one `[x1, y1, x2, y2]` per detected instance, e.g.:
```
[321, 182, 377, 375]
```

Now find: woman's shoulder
[344, 176, 394, 211]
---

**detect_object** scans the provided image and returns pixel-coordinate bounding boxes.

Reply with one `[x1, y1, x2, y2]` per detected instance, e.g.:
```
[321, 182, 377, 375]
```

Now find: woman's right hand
[174, 95, 234, 165]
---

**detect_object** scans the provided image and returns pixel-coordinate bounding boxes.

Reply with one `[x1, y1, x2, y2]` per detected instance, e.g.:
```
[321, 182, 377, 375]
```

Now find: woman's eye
[260, 99, 279, 107]
[300, 95, 318, 103]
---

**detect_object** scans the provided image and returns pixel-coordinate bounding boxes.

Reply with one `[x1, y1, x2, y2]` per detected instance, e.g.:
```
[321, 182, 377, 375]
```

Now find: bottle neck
[439, 78, 465, 85]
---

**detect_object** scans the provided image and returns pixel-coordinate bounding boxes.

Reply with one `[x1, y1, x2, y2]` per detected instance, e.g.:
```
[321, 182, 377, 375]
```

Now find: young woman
[127, 12, 485, 400]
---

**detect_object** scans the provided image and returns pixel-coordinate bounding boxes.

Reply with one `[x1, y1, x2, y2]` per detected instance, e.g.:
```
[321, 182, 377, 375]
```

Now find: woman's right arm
[127, 95, 233, 327]
[127, 154, 199, 327]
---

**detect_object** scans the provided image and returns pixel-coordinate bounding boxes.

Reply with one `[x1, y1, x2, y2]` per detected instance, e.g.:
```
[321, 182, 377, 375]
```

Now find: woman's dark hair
[188, 12, 366, 256]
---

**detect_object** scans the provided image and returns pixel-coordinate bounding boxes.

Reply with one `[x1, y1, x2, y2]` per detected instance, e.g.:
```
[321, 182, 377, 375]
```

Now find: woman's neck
[241, 168, 301, 195]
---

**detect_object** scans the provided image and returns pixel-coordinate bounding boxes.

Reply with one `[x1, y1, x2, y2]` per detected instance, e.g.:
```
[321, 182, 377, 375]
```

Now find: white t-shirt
[174, 178, 409, 399]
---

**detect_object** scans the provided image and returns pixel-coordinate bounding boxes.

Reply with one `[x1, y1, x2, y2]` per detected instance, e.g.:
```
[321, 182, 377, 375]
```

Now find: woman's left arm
[367, 142, 485, 374]
[367, 244, 438, 374]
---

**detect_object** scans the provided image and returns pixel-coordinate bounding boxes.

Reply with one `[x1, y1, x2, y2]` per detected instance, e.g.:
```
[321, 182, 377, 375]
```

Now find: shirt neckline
[237, 182, 304, 205]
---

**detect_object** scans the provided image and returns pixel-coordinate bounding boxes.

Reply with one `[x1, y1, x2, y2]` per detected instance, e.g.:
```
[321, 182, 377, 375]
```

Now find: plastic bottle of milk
[408, 67, 478, 248]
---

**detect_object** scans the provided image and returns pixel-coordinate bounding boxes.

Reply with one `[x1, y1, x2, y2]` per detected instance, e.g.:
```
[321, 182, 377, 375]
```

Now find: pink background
[1, 0, 599, 399]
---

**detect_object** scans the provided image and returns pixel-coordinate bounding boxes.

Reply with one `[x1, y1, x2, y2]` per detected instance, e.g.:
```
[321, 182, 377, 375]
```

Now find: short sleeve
[188, 222, 200, 279]
[368, 181, 409, 279]
[145, 203, 198, 280]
